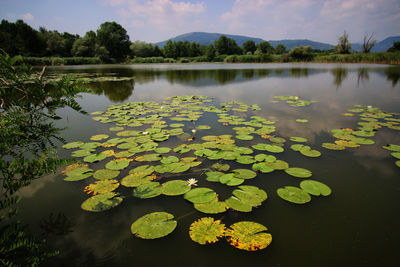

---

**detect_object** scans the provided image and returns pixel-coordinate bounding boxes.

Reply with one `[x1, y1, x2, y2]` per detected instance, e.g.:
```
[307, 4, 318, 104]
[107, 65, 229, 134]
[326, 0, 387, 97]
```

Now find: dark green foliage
[71, 31, 96, 57]
[205, 44, 216, 60]
[130, 41, 163, 58]
[335, 30, 352, 54]
[96, 21, 131, 60]
[275, 44, 287, 54]
[387, 42, 400, 52]
[242, 40, 257, 54]
[257, 41, 274, 54]
[214, 36, 242, 55]
[224, 54, 272, 63]
[287, 46, 314, 61]
[0, 50, 89, 265]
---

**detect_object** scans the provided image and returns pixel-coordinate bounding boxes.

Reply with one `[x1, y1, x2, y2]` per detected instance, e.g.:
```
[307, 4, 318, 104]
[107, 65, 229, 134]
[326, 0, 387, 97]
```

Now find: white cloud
[21, 13, 34, 21]
[107, 0, 206, 42]
[220, 0, 400, 43]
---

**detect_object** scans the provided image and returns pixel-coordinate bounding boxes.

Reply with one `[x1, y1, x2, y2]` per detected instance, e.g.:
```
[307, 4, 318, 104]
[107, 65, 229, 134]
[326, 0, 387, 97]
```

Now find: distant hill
[154, 32, 265, 47]
[154, 32, 400, 52]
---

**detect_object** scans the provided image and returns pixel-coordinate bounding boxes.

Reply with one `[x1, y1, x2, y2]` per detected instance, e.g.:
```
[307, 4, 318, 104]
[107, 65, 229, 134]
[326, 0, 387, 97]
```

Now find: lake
[18, 63, 400, 266]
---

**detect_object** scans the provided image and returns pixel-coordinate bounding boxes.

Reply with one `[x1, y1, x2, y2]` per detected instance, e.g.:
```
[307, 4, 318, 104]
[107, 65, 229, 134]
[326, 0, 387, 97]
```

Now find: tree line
[1, 19, 399, 64]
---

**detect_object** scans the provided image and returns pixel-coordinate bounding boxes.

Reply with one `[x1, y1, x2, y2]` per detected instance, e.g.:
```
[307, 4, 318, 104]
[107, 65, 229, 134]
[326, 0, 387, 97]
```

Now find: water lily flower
[187, 178, 198, 187]
[142, 131, 149, 135]
[367, 105, 372, 109]
[191, 129, 197, 133]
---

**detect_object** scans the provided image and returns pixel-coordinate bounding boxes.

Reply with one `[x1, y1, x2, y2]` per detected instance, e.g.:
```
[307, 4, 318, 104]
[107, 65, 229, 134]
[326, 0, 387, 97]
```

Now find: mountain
[154, 32, 400, 52]
[154, 32, 265, 47]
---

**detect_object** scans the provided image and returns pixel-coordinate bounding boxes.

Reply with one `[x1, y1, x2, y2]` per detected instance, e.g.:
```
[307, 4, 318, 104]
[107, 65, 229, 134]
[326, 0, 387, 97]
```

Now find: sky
[1, 0, 400, 44]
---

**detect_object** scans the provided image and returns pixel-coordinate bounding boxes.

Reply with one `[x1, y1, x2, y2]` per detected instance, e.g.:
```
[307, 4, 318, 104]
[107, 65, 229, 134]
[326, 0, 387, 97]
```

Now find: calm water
[18, 63, 400, 267]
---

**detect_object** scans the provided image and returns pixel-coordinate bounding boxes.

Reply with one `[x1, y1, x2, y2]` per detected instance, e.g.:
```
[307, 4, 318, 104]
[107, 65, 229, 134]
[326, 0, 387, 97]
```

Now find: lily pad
[382, 144, 400, 152]
[296, 119, 308, 123]
[154, 147, 172, 153]
[197, 125, 211, 130]
[225, 221, 272, 251]
[299, 147, 321, 157]
[300, 180, 332, 196]
[64, 167, 93, 181]
[71, 149, 93, 157]
[212, 163, 230, 172]
[277, 186, 311, 204]
[184, 188, 217, 204]
[322, 143, 346, 150]
[391, 152, 400, 159]
[194, 197, 228, 214]
[131, 212, 177, 239]
[83, 153, 107, 163]
[81, 192, 123, 212]
[232, 169, 257, 179]
[284, 167, 312, 178]
[236, 155, 256, 164]
[90, 134, 109, 141]
[252, 162, 274, 173]
[93, 169, 120, 180]
[84, 179, 119, 195]
[189, 217, 226, 245]
[132, 182, 162, 199]
[105, 159, 130, 171]
[235, 135, 254, 141]
[135, 154, 162, 162]
[265, 160, 289, 170]
[290, 137, 307, 143]
[161, 180, 191, 196]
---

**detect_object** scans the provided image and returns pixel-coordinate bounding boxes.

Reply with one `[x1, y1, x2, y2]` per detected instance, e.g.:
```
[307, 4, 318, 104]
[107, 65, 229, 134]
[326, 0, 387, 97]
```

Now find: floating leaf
[84, 179, 119, 195]
[296, 119, 308, 123]
[300, 180, 332, 196]
[290, 137, 307, 143]
[284, 167, 312, 178]
[236, 155, 256, 164]
[391, 152, 400, 159]
[351, 137, 375, 145]
[90, 134, 109, 141]
[135, 154, 162, 162]
[322, 143, 346, 150]
[225, 221, 272, 251]
[270, 137, 286, 143]
[194, 197, 228, 214]
[212, 163, 230, 172]
[64, 167, 93, 181]
[105, 159, 130, 170]
[132, 182, 162, 199]
[299, 147, 321, 157]
[277, 186, 311, 204]
[109, 126, 124, 131]
[225, 196, 252, 212]
[161, 180, 191, 196]
[184, 188, 217, 204]
[252, 162, 274, 173]
[197, 125, 211, 130]
[382, 144, 400, 152]
[155, 147, 172, 153]
[93, 169, 120, 180]
[62, 141, 84, 149]
[84, 153, 107, 163]
[219, 174, 245, 186]
[265, 160, 289, 170]
[71, 149, 93, 157]
[235, 135, 254, 141]
[81, 192, 122, 212]
[131, 212, 177, 239]
[189, 217, 226, 245]
[232, 169, 257, 179]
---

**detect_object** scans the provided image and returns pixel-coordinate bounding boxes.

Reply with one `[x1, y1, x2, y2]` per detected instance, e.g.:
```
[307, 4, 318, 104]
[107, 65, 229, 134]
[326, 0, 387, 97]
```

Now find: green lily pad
[391, 152, 400, 159]
[131, 212, 177, 239]
[84, 179, 119, 195]
[135, 154, 162, 162]
[121, 173, 154, 187]
[132, 182, 162, 199]
[90, 134, 109, 141]
[84, 153, 107, 163]
[189, 217, 226, 245]
[197, 125, 211, 130]
[277, 186, 311, 204]
[184, 188, 217, 204]
[161, 180, 191, 196]
[351, 137, 375, 145]
[225, 221, 272, 251]
[382, 144, 400, 152]
[93, 169, 120, 180]
[296, 119, 308, 123]
[236, 155, 256, 164]
[265, 160, 289, 170]
[219, 174, 245, 186]
[62, 141, 84, 149]
[396, 160, 400, 167]
[109, 126, 124, 131]
[270, 137, 286, 143]
[322, 143, 346, 150]
[232, 169, 257, 179]
[170, 123, 184, 128]
[212, 163, 230, 172]
[105, 159, 130, 170]
[300, 180, 332, 196]
[205, 171, 224, 182]
[194, 197, 228, 214]
[284, 167, 312, 178]
[290, 137, 307, 142]
[80, 142, 101, 150]
[81, 192, 123, 212]
[290, 144, 304, 151]
[225, 196, 252, 212]
[155, 147, 172, 153]
[252, 162, 274, 173]
[160, 156, 179, 164]
[64, 168, 93, 181]
[300, 147, 321, 157]
[235, 135, 254, 141]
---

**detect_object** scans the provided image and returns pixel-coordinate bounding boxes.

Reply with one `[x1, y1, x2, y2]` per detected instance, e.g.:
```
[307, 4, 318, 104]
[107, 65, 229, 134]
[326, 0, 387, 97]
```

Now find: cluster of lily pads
[62, 95, 332, 251]
[272, 95, 317, 107]
[323, 105, 400, 167]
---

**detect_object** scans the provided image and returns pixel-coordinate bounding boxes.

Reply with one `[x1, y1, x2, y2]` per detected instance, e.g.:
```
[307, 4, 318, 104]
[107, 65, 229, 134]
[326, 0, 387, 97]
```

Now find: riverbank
[19, 52, 400, 66]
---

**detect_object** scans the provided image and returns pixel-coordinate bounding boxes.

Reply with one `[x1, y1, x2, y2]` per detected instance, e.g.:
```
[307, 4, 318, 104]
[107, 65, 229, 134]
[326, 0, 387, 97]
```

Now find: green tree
[163, 40, 177, 58]
[335, 30, 352, 54]
[361, 32, 376, 53]
[288, 45, 314, 61]
[71, 31, 96, 57]
[205, 44, 216, 60]
[242, 40, 257, 54]
[189, 42, 201, 57]
[0, 50, 89, 266]
[96, 21, 131, 60]
[387, 41, 400, 52]
[257, 41, 274, 54]
[130, 41, 155, 57]
[275, 44, 286, 54]
[214, 36, 242, 55]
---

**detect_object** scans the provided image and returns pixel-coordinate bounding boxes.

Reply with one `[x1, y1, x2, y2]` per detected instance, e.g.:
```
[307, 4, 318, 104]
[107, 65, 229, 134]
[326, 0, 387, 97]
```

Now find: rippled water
[18, 63, 400, 266]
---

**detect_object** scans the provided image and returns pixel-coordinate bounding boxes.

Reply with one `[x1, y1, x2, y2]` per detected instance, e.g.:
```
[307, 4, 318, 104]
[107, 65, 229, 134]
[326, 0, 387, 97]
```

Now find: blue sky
[1, 0, 400, 44]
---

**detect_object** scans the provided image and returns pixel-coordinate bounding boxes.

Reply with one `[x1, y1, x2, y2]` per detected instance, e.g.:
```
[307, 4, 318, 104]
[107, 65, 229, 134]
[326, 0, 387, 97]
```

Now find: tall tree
[242, 40, 257, 54]
[214, 36, 242, 55]
[71, 31, 96, 57]
[335, 30, 352, 54]
[96, 21, 131, 60]
[362, 32, 376, 53]
[275, 44, 286, 54]
[163, 40, 177, 58]
[257, 41, 274, 54]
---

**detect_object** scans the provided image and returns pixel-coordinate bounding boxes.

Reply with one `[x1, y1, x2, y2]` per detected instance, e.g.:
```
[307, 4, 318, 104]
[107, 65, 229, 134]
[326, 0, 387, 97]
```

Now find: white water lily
[191, 129, 197, 133]
[367, 105, 372, 109]
[187, 178, 198, 187]
[142, 131, 149, 135]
